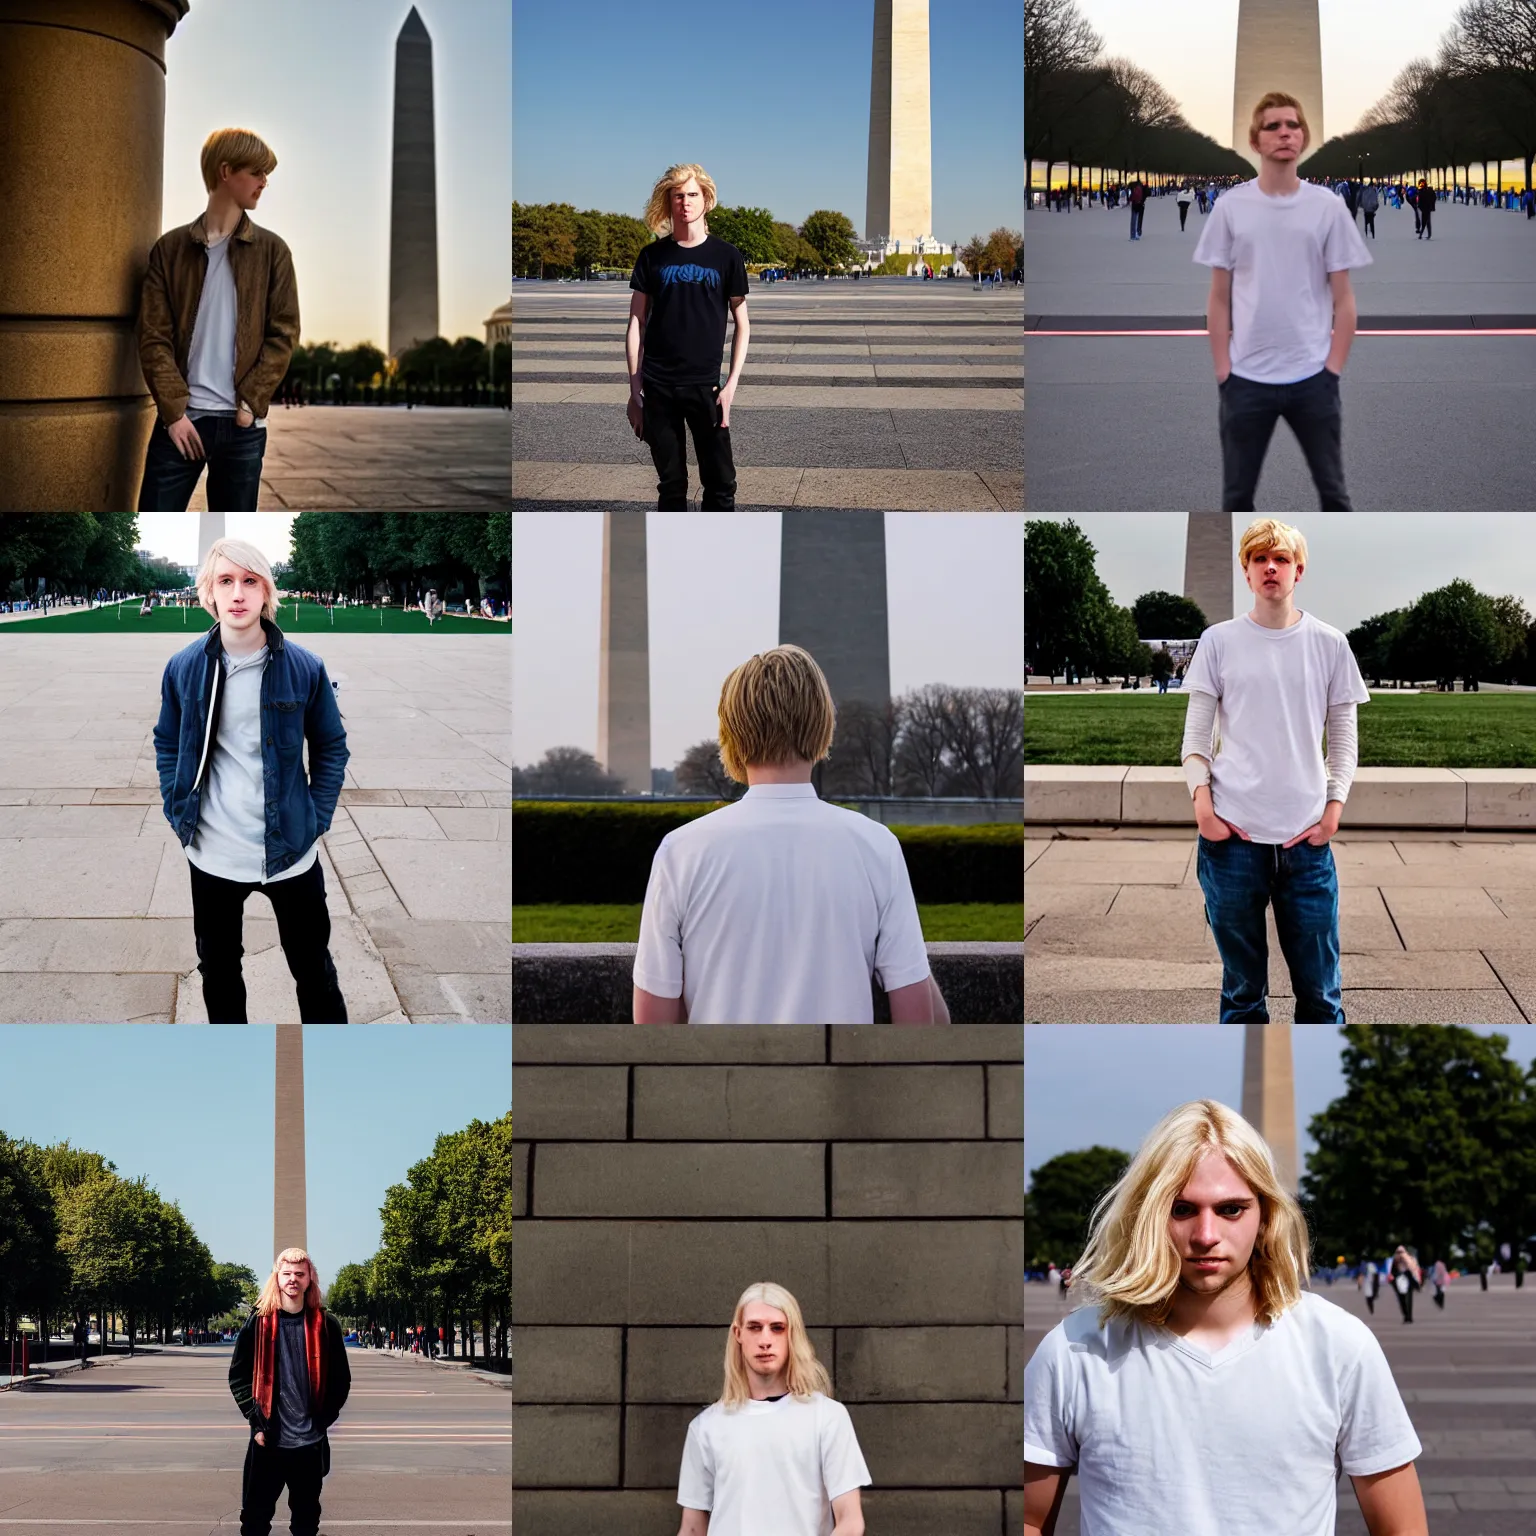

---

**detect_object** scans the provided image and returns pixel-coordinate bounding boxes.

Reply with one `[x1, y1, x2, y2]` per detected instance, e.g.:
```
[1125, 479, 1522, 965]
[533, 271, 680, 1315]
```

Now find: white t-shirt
[632, 783, 931, 1023]
[1192, 179, 1373, 384]
[678, 1392, 871, 1536]
[1024, 1291, 1421, 1536]
[186, 233, 266, 429]
[1181, 610, 1370, 844]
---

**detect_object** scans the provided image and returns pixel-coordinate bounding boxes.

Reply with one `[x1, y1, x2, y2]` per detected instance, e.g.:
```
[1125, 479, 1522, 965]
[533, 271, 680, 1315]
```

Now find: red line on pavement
[1031, 328, 1536, 338]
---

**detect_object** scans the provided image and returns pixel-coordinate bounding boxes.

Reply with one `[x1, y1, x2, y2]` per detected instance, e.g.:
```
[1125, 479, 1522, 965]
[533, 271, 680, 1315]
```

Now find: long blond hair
[719, 1282, 831, 1411]
[643, 162, 718, 236]
[1070, 1100, 1311, 1329]
[197, 537, 278, 623]
[254, 1247, 324, 1316]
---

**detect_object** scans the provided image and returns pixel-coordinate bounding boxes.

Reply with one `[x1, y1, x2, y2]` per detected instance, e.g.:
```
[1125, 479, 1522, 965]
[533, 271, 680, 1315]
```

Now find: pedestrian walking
[1430, 1258, 1449, 1311]
[1417, 179, 1436, 239]
[1128, 178, 1148, 240]
[1360, 1261, 1380, 1315]
[1177, 184, 1193, 232]
[1390, 1246, 1421, 1323]
[1360, 181, 1379, 239]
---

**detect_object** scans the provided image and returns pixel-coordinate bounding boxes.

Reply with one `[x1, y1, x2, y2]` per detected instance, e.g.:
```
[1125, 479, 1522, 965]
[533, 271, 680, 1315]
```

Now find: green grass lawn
[0, 600, 507, 636]
[513, 903, 1024, 942]
[1025, 691, 1536, 768]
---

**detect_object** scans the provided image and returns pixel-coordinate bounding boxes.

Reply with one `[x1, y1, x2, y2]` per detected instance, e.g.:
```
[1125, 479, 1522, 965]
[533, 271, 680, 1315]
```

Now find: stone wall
[512, 1024, 1024, 1536]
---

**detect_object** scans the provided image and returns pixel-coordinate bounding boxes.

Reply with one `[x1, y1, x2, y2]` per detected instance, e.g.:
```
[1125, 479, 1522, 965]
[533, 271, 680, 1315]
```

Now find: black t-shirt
[630, 234, 749, 386]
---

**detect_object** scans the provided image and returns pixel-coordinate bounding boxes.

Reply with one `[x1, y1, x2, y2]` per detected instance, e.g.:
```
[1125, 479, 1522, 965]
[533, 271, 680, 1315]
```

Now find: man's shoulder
[1298, 611, 1351, 647]
[242, 219, 294, 258]
[708, 235, 746, 261]
[1280, 1289, 1377, 1353]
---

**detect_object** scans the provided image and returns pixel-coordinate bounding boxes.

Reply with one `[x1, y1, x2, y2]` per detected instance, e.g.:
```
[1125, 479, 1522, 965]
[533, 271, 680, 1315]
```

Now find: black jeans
[1363, 210, 1376, 237]
[1178, 202, 1190, 230]
[1219, 369, 1350, 510]
[241, 1438, 324, 1536]
[189, 858, 347, 1023]
[138, 415, 266, 511]
[1420, 210, 1433, 239]
[641, 378, 737, 509]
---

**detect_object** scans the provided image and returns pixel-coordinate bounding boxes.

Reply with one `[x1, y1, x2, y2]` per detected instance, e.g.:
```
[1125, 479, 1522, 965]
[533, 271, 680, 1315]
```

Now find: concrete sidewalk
[0, 633, 510, 1022]
[1026, 828, 1536, 1023]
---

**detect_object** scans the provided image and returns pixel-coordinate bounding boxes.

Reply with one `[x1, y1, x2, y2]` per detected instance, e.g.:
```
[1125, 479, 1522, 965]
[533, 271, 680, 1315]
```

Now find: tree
[513, 746, 628, 796]
[824, 698, 905, 796]
[1397, 579, 1503, 687]
[0, 1134, 66, 1350]
[1488, 594, 1532, 680]
[983, 227, 1023, 273]
[1025, 0, 1106, 198]
[1131, 590, 1209, 640]
[799, 210, 861, 269]
[1150, 645, 1174, 684]
[1347, 609, 1408, 687]
[960, 234, 987, 274]
[1443, 0, 1536, 194]
[674, 738, 744, 800]
[1025, 518, 1112, 682]
[573, 210, 608, 277]
[706, 206, 780, 263]
[1026, 1146, 1132, 1266]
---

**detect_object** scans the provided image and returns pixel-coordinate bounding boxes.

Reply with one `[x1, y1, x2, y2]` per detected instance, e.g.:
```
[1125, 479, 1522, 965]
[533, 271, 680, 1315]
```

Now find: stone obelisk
[274, 1027, 307, 1257]
[597, 514, 651, 794]
[1242, 1025, 1298, 1192]
[865, 0, 932, 247]
[1232, 0, 1324, 168]
[388, 6, 440, 358]
[1184, 514, 1233, 628]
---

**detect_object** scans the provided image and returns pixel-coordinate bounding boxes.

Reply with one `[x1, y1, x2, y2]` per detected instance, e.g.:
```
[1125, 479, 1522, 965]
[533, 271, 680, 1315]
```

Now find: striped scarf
[252, 1306, 327, 1421]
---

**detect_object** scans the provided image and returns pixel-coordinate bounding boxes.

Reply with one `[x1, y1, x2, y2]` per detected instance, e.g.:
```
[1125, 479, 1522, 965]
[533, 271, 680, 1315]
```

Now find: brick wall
[512, 1025, 1024, 1536]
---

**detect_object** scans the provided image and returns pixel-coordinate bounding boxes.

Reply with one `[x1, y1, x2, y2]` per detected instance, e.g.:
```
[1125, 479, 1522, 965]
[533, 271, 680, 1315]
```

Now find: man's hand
[254, 1431, 265, 1446]
[1198, 814, 1251, 842]
[235, 405, 256, 428]
[716, 379, 737, 428]
[626, 393, 645, 439]
[1283, 802, 1342, 848]
[166, 416, 205, 460]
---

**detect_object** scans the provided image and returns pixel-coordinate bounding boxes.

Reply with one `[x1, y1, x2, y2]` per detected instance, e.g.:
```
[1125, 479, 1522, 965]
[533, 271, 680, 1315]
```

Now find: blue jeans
[138, 414, 266, 511]
[1196, 835, 1343, 1023]
[1219, 369, 1349, 511]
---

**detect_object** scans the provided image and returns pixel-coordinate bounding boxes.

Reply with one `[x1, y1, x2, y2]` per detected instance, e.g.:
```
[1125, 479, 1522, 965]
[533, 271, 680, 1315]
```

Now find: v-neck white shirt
[1024, 1290, 1420, 1535]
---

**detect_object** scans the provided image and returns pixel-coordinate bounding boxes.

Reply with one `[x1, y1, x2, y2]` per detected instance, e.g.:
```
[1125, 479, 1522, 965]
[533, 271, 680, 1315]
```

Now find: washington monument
[865, 0, 933, 247]
[1232, 0, 1324, 168]
[389, 6, 441, 358]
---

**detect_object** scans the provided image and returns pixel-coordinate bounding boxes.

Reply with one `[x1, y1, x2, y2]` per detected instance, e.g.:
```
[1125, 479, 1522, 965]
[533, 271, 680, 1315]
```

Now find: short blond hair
[197, 537, 278, 622]
[643, 162, 718, 236]
[1248, 92, 1311, 154]
[717, 644, 836, 783]
[1237, 518, 1308, 572]
[201, 127, 277, 194]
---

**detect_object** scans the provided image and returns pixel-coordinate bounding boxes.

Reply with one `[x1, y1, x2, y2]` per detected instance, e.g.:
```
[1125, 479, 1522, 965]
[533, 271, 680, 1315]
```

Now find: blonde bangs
[196, 537, 278, 622]
[201, 127, 278, 193]
[1237, 518, 1308, 571]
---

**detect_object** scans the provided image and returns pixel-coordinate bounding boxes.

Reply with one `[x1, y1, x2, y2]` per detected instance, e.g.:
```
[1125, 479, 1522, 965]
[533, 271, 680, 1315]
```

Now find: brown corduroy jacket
[137, 211, 300, 426]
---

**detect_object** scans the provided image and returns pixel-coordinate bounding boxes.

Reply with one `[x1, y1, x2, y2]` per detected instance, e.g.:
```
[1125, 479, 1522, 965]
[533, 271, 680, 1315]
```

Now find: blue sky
[164, 1, 510, 348]
[1025, 1025, 1536, 1190]
[512, 0, 1024, 245]
[0, 1026, 511, 1289]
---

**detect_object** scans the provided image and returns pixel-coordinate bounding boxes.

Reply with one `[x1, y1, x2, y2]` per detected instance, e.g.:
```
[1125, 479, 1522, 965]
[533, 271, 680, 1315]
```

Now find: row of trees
[0, 1136, 256, 1357]
[1026, 1026, 1536, 1273]
[326, 1114, 511, 1368]
[514, 685, 1024, 801]
[285, 337, 512, 400]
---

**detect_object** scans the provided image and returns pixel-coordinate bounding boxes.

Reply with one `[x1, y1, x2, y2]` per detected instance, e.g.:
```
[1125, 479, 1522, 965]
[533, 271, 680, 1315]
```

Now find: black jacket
[229, 1308, 351, 1455]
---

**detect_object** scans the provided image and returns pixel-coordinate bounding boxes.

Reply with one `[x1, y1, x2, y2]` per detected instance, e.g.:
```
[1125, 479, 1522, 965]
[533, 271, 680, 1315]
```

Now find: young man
[229, 1249, 352, 1536]
[153, 539, 350, 1022]
[138, 127, 300, 512]
[631, 644, 949, 1024]
[627, 163, 750, 510]
[1024, 1100, 1427, 1536]
[1194, 93, 1373, 511]
[1416, 178, 1436, 239]
[677, 1283, 869, 1536]
[1179, 519, 1370, 1023]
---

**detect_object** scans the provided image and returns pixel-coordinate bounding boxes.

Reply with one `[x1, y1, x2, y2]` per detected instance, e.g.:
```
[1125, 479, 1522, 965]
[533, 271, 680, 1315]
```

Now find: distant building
[484, 299, 513, 347]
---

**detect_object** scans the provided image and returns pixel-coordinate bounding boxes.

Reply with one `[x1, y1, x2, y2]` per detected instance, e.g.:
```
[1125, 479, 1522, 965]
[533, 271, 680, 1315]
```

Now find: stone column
[1183, 513, 1233, 628]
[1241, 1024, 1297, 1192]
[0, 0, 189, 510]
[274, 1026, 307, 1257]
[597, 512, 651, 794]
[388, 5, 440, 359]
[865, 0, 933, 247]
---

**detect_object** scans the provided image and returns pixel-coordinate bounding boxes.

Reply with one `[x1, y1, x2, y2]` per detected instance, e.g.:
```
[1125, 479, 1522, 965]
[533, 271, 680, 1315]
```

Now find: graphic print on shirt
[658, 263, 721, 290]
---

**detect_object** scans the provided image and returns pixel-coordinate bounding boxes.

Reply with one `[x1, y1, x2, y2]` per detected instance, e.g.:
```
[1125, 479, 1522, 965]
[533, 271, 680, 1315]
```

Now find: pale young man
[1025, 1100, 1427, 1536]
[677, 1283, 869, 1536]
[1181, 518, 1369, 1024]
[627, 163, 750, 510]
[138, 127, 300, 511]
[632, 645, 950, 1024]
[1195, 92, 1373, 510]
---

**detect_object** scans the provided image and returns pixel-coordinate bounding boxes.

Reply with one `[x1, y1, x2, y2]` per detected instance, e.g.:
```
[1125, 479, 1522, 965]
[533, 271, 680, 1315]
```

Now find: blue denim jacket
[153, 617, 349, 878]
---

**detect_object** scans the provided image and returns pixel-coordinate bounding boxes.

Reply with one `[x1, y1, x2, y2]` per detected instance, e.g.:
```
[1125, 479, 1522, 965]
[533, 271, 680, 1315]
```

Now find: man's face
[277, 1261, 310, 1302]
[734, 1302, 789, 1381]
[1252, 109, 1304, 163]
[670, 178, 705, 227]
[1168, 1152, 1263, 1297]
[221, 164, 268, 211]
[1245, 546, 1301, 602]
[212, 558, 264, 633]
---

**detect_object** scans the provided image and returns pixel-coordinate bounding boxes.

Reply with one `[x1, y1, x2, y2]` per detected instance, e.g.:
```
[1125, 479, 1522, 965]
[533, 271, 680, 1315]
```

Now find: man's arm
[1350, 1462, 1428, 1536]
[830, 1489, 864, 1536]
[236, 240, 301, 418]
[716, 296, 749, 427]
[1326, 269, 1358, 375]
[676, 1509, 709, 1536]
[625, 291, 648, 435]
[138, 239, 191, 425]
[1206, 268, 1233, 380]
[303, 663, 350, 832]
[1024, 1462, 1072, 1536]
[633, 985, 688, 1024]
[152, 662, 182, 817]
[886, 974, 950, 1023]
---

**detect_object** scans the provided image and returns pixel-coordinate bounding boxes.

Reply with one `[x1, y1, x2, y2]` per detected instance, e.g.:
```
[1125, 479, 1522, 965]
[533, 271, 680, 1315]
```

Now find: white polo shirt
[632, 783, 931, 1023]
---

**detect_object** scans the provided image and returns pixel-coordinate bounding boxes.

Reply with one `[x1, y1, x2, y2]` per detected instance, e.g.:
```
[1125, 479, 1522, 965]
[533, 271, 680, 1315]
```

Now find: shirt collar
[743, 783, 818, 799]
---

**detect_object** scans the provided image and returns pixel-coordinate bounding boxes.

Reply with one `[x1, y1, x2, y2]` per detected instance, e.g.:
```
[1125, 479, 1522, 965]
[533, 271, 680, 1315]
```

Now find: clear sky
[512, 0, 1024, 247]
[137, 515, 297, 570]
[0, 1025, 511, 1289]
[513, 513, 1025, 770]
[1026, 515, 1536, 639]
[164, 0, 510, 350]
[1025, 1024, 1536, 1193]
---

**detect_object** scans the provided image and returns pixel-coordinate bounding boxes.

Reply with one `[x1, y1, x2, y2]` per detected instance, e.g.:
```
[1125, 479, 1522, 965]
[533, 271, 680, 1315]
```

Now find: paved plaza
[0, 1345, 511, 1532]
[1026, 829, 1536, 1023]
[177, 408, 511, 511]
[1024, 197, 1536, 510]
[0, 628, 510, 1023]
[511, 281, 1022, 510]
[1025, 1274, 1536, 1531]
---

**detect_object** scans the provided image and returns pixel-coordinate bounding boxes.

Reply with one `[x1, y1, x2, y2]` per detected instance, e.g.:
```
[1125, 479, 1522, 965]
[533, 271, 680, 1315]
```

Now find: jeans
[189, 858, 347, 1022]
[1219, 369, 1350, 510]
[138, 414, 266, 511]
[1195, 835, 1343, 1023]
[1130, 205, 1145, 238]
[1363, 210, 1376, 237]
[241, 1438, 324, 1536]
[640, 378, 737, 509]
